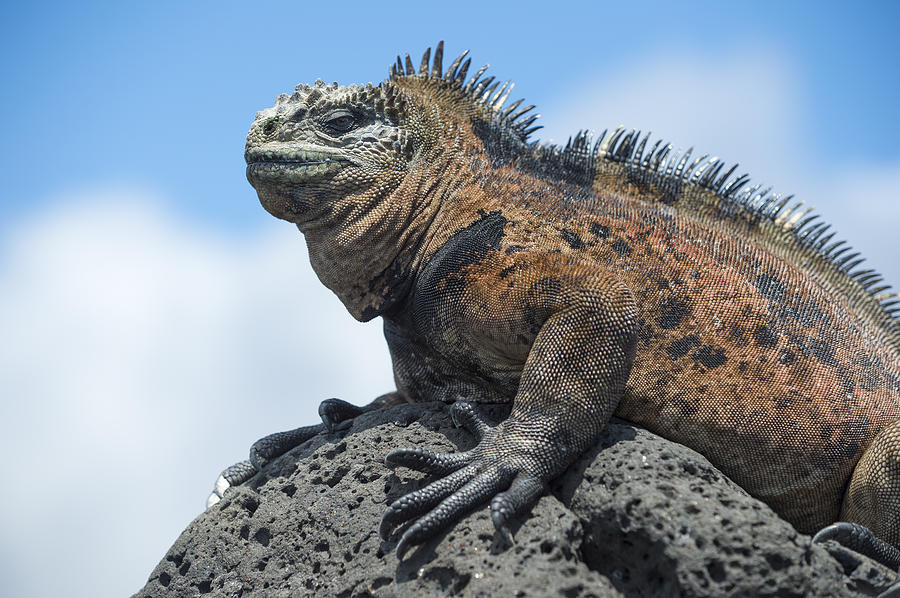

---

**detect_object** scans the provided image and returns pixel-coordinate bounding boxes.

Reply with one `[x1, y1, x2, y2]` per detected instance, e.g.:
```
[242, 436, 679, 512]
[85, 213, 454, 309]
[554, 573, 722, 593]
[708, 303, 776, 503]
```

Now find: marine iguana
[209, 42, 900, 569]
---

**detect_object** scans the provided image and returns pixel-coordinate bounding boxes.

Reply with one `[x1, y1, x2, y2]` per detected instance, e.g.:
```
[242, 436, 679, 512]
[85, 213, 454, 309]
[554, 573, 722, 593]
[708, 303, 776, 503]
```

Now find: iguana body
[219, 43, 900, 560]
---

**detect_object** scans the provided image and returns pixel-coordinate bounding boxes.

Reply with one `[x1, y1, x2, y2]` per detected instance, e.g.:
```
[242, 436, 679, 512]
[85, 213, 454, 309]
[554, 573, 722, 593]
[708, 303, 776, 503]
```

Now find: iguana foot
[206, 398, 363, 508]
[812, 521, 900, 570]
[381, 401, 546, 559]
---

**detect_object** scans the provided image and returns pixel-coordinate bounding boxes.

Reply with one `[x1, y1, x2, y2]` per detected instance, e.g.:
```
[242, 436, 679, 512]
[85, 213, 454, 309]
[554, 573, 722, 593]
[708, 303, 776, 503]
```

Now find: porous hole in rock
[253, 528, 271, 546]
[706, 559, 726, 582]
[561, 585, 584, 598]
[166, 551, 185, 568]
[196, 580, 211, 594]
[422, 566, 471, 593]
[178, 560, 191, 576]
[158, 572, 171, 587]
[282, 483, 297, 497]
[324, 442, 347, 459]
[241, 495, 260, 516]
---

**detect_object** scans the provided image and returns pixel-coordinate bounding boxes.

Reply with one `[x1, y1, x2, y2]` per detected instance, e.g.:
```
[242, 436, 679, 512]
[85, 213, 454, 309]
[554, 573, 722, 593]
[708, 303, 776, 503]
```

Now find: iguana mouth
[245, 148, 351, 182]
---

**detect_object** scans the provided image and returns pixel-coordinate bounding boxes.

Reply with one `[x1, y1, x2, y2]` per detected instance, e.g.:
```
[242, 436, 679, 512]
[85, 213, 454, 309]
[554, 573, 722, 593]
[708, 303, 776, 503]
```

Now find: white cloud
[0, 189, 394, 598]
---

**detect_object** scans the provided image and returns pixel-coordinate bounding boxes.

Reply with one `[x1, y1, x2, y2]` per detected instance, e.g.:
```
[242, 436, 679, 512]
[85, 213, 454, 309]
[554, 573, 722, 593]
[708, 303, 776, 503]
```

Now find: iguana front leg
[381, 267, 638, 557]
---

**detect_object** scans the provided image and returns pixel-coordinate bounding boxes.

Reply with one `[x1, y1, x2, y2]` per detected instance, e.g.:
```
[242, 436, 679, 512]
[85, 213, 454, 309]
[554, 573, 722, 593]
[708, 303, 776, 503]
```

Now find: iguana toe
[393, 468, 515, 559]
[449, 401, 494, 439]
[812, 521, 900, 570]
[380, 463, 479, 540]
[318, 397, 365, 433]
[206, 459, 256, 508]
[248, 422, 324, 469]
[384, 445, 476, 476]
[490, 474, 544, 545]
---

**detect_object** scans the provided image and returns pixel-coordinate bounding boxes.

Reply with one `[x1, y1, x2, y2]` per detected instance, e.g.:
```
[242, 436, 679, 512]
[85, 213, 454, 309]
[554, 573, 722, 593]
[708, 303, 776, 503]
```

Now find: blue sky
[1, 2, 898, 597]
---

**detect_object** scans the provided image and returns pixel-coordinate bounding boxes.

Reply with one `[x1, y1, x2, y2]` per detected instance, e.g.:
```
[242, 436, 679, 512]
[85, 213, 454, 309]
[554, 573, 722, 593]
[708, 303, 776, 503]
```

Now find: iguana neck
[299, 156, 452, 322]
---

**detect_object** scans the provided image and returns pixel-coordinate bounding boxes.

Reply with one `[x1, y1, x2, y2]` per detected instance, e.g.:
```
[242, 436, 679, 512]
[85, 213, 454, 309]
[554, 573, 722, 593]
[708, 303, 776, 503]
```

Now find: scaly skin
[214, 42, 900, 561]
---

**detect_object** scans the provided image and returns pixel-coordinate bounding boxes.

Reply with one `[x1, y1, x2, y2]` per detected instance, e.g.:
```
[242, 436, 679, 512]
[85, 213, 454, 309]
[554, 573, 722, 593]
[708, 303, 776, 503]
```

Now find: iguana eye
[323, 111, 356, 134]
[262, 119, 278, 135]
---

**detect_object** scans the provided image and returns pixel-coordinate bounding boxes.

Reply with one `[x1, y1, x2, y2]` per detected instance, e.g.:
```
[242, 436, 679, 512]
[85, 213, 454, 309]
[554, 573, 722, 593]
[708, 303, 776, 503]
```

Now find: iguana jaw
[245, 145, 356, 223]
[245, 146, 352, 184]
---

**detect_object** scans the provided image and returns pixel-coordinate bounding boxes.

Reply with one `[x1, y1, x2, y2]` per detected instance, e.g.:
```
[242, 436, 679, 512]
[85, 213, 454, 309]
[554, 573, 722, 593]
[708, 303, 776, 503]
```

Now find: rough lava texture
[134, 403, 896, 597]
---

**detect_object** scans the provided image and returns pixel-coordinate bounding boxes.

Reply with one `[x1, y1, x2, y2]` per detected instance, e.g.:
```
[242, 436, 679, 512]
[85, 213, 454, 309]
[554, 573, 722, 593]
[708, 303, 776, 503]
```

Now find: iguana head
[245, 79, 412, 225]
[244, 43, 540, 224]
[243, 42, 541, 320]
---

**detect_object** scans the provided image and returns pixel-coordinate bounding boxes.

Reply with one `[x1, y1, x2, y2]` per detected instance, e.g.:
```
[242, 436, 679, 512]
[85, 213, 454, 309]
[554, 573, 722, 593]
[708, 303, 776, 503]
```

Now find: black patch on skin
[755, 274, 786, 302]
[657, 297, 691, 330]
[738, 360, 750, 372]
[499, 265, 516, 279]
[612, 239, 632, 255]
[636, 319, 655, 344]
[773, 397, 792, 409]
[781, 302, 826, 327]
[675, 398, 698, 417]
[693, 346, 727, 369]
[560, 228, 586, 249]
[359, 258, 414, 321]
[505, 245, 527, 254]
[729, 325, 747, 345]
[779, 350, 795, 365]
[666, 335, 701, 360]
[808, 338, 837, 366]
[753, 325, 777, 347]
[839, 441, 860, 461]
[417, 209, 508, 298]
[590, 222, 609, 238]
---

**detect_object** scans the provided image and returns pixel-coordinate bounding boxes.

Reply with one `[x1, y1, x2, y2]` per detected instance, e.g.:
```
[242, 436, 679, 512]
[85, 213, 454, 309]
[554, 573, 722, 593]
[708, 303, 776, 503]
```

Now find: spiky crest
[388, 43, 899, 345]
[388, 41, 542, 146]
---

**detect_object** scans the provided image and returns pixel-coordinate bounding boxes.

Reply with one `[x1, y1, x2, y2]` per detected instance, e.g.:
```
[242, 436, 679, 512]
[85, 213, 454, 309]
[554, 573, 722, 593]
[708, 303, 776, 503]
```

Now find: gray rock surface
[134, 402, 896, 597]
